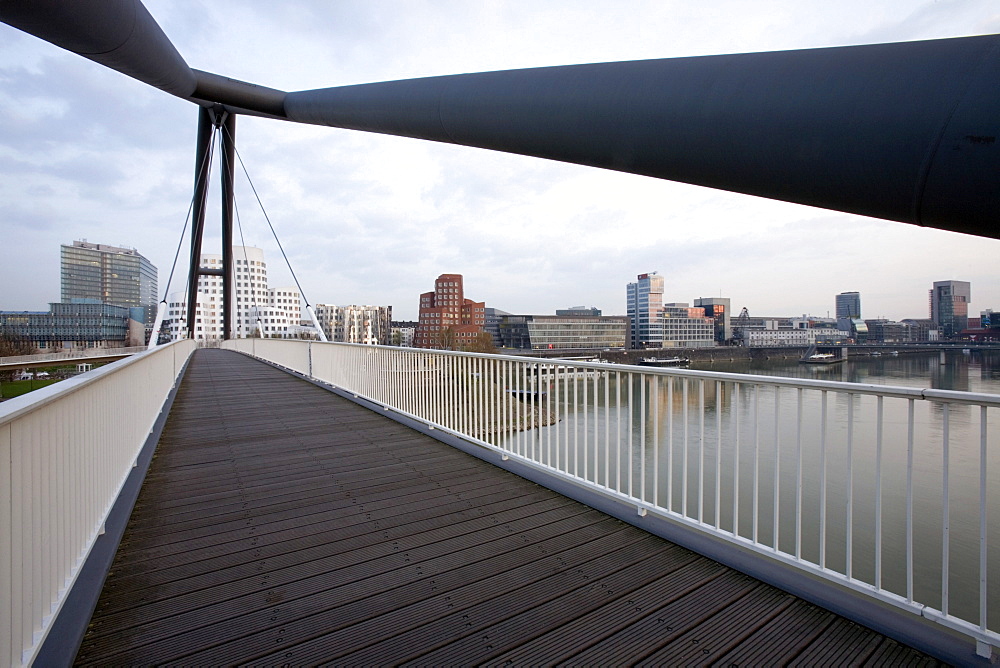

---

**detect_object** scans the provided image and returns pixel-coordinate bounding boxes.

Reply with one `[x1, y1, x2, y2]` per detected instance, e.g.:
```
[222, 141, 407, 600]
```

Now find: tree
[435, 327, 457, 351]
[0, 332, 37, 382]
[461, 331, 497, 354]
[0, 332, 35, 358]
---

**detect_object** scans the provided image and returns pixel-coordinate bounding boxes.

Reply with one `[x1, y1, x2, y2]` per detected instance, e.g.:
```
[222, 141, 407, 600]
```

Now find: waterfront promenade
[74, 349, 939, 664]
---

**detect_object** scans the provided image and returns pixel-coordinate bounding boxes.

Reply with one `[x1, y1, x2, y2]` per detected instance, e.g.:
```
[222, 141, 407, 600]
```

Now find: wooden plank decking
[74, 349, 940, 665]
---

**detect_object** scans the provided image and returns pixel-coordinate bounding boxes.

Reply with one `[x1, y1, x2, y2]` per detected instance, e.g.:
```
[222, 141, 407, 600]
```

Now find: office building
[693, 297, 731, 344]
[499, 315, 628, 350]
[626, 272, 664, 349]
[414, 274, 486, 349]
[930, 280, 971, 338]
[164, 246, 302, 340]
[659, 304, 715, 348]
[0, 301, 145, 349]
[835, 291, 861, 331]
[390, 321, 418, 347]
[556, 306, 602, 317]
[60, 240, 158, 334]
[484, 307, 511, 348]
[314, 304, 392, 344]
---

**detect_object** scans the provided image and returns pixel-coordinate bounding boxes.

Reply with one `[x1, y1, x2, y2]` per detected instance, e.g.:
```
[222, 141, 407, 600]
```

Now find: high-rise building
[164, 246, 302, 340]
[626, 272, 664, 349]
[314, 305, 392, 344]
[413, 274, 486, 349]
[835, 291, 861, 331]
[930, 280, 971, 338]
[693, 297, 731, 344]
[60, 240, 158, 333]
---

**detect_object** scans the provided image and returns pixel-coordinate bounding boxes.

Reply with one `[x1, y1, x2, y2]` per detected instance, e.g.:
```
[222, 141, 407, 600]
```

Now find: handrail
[225, 338, 999, 659]
[0, 339, 196, 667]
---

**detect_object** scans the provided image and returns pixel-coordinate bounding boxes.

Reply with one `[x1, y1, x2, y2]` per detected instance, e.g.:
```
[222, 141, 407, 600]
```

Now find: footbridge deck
[74, 349, 938, 665]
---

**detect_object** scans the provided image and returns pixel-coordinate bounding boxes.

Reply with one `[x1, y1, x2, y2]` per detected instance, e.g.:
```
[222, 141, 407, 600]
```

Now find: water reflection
[506, 351, 1000, 628]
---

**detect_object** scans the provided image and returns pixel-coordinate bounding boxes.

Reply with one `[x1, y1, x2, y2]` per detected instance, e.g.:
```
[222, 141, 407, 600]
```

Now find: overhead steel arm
[2, 0, 999, 238]
[282, 36, 1000, 237]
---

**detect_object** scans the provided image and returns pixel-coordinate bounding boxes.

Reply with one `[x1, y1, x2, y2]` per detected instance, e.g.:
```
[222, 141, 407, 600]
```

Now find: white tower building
[165, 246, 301, 340]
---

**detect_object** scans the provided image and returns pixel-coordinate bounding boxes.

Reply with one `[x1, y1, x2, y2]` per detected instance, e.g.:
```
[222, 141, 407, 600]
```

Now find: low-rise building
[499, 315, 628, 351]
[555, 306, 602, 317]
[390, 321, 418, 347]
[314, 305, 392, 344]
[746, 328, 811, 347]
[0, 300, 145, 350]
[659, 304, 716, 348]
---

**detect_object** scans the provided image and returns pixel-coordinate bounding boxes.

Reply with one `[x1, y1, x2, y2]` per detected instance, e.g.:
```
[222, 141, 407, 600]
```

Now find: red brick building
[413, 274, 486, 349]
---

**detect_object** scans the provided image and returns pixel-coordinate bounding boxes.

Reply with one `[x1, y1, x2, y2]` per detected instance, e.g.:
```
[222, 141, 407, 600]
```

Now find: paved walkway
[75, 349, 940, 665]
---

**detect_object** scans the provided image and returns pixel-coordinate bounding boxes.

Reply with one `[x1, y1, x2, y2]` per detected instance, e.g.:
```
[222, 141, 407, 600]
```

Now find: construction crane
[732, 307, 751, 346]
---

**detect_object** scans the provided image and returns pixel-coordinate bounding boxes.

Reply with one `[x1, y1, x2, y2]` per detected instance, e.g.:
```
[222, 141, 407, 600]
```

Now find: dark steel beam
[282, 35, 1000, 238]
[187, 107, 214, 340]
[0, 0, 196, 98]
[191, 70, 287, 119]
[220, 113, 237, 340]
[3, 1, 999, 238]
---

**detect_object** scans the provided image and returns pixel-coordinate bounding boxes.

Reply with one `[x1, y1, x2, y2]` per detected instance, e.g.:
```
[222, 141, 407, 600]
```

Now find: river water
[516, 350, 1000, 629]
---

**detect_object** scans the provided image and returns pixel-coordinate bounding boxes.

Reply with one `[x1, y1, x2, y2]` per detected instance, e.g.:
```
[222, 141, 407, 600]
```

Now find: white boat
[800, 353, 844, 364]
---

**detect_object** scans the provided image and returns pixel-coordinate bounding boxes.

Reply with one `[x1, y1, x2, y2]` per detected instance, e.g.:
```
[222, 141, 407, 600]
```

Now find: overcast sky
[2, 1, 998, 322]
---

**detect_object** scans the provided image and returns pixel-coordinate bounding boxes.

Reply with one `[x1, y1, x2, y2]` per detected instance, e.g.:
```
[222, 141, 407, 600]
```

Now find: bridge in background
[0, 347, 147, 374]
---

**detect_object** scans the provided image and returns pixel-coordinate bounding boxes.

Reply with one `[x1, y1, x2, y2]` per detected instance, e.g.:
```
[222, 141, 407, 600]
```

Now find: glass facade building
[60, 241, 158, 332]
[930, 280, 971, 339]
[626, 272, 664, 349]
[499, 315, 628, 350]
[693, 297, 731, 344]
[835, 291, 861, 331]
[0, 301, 137, 347]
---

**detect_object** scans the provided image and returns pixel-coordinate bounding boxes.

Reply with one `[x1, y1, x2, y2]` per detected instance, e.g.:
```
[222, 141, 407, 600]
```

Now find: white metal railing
[227, 338, 999, 656]
[0, 339, 195, 667]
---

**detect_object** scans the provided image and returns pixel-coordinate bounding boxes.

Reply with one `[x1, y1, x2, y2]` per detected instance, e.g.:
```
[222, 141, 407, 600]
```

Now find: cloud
[2, 1, 999, 324]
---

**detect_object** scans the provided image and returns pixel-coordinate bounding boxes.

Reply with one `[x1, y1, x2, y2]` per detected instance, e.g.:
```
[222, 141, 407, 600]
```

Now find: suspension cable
[221, 122, 327, 341]
[162, 126, 216, 304]
[233, 193, 264, 338]
[222, 124, 311, 308]
[148, 123, 218, 348]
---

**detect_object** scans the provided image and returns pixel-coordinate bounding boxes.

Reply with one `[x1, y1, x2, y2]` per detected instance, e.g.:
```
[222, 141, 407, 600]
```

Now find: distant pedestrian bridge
[0, 346, 147, 372]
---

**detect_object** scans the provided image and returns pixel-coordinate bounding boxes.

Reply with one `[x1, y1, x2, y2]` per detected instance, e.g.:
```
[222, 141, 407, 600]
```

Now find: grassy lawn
[0, 378, 60, 399]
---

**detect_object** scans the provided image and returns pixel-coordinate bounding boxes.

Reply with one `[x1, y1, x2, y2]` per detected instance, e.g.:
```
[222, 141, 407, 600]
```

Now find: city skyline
[2, 2, 999, 322]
